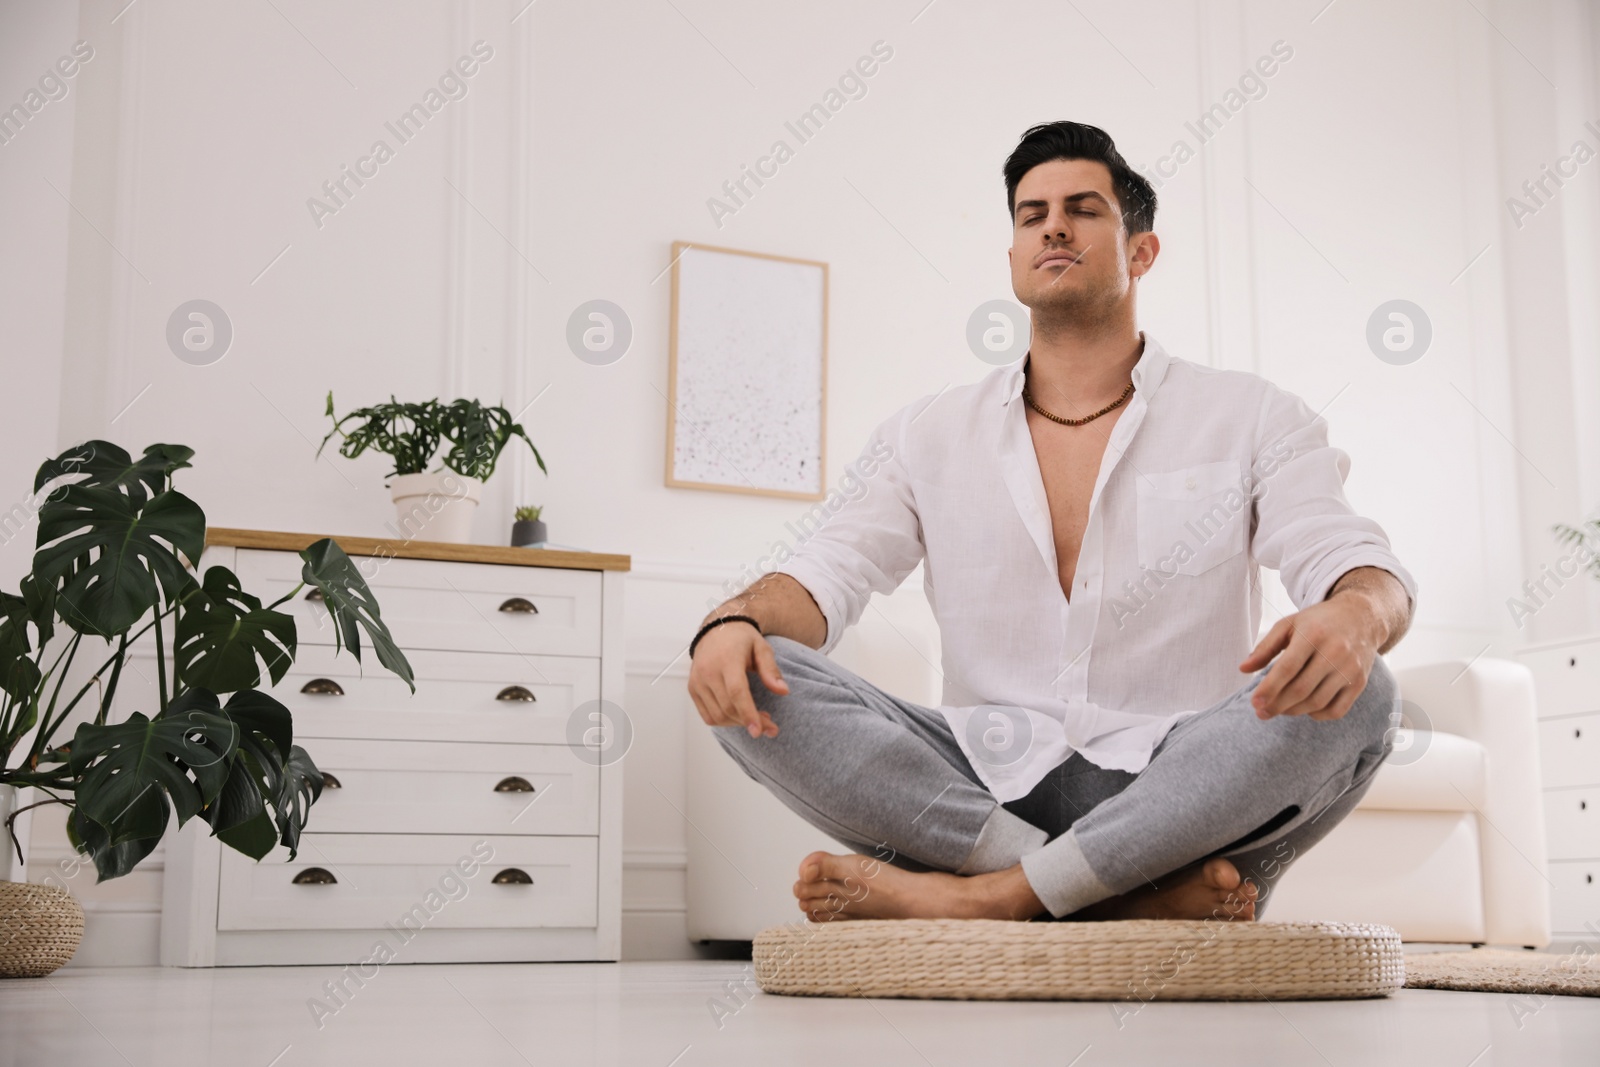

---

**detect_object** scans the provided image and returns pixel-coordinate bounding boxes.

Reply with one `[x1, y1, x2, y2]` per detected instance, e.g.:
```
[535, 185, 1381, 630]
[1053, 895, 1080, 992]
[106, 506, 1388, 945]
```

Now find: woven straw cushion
[0, 881, 85, 979]
[754, 918, 1403, 1001]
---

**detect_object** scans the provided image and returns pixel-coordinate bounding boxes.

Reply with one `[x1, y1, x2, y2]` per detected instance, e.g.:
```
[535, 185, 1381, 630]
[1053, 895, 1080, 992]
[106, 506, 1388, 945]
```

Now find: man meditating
[686, 120, 1416, 925]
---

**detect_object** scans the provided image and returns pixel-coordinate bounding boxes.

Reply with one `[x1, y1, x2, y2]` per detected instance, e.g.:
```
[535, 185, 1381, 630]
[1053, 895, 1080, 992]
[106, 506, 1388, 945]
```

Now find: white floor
[3, 956, 1598, 1066]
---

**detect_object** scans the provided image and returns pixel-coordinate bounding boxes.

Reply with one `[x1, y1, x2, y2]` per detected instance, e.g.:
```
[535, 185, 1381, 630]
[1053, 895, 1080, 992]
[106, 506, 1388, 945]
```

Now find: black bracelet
[689, 614, 762, 659]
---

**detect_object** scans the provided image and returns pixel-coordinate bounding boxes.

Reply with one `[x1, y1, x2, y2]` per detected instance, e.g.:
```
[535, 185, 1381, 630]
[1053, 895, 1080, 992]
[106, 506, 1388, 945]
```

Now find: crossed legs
[712, 635, 1397, 923]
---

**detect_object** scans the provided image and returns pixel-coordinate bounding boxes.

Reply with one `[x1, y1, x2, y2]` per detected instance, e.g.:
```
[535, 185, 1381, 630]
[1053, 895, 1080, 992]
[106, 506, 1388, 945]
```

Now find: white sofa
[685, 607, 1552, 947]
[1268, 658, 1551, 947]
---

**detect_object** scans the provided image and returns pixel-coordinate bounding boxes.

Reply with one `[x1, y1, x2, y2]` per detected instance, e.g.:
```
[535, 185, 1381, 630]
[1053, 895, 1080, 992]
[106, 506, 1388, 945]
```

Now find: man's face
[1006, 158, 1157, 324]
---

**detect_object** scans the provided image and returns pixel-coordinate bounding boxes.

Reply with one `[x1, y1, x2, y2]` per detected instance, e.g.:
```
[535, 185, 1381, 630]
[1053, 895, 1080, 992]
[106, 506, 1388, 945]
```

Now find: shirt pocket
[1134, 460, 1249, 577]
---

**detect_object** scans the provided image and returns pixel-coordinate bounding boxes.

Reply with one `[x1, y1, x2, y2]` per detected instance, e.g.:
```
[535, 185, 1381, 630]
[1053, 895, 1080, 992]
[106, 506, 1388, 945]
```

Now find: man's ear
[1129, 231, 1160, 279]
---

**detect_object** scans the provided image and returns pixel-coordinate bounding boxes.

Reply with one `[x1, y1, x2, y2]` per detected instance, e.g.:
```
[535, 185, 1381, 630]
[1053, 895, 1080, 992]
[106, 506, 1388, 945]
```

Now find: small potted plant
[318, 394, 547, 544]
[512, 505, 546, 547]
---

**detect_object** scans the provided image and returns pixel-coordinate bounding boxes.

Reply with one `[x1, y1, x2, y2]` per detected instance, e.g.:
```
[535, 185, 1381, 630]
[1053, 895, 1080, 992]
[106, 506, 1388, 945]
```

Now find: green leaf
[0, 573, 62, 707]
[271, 744, 324, 860]
[33, 485, 206, 637]
[214, 688, 294, 764]
[208, 749, 269, 838]
[20, 573, 55, 649]
[215, 806, 279, 861]
[194, 690, 294, 839]
[319, 395, 445, 479]
[69, 804, 164, 882]
[68, 692, 238, 839]
[32, 441, 194, 509]
[439, 399, 545, 480]
[298, 539, 415, 691]
[175, 565, 297, 692]
[0, 590, 41, 702]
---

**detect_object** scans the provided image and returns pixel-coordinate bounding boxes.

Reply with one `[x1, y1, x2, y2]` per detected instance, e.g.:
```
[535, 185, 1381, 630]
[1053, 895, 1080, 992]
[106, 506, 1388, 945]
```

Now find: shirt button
[1185, 476, 1196, 489]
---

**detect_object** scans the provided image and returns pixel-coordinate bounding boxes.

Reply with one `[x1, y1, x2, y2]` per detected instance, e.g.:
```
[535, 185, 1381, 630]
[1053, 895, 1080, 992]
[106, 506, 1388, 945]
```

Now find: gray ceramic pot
[511, 519, 547, 547]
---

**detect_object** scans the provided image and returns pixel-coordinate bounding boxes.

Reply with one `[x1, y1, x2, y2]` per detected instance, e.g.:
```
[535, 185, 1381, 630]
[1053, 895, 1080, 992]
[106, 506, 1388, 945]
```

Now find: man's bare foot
[1069, 856, 1258, 922]
[792, 851, 1044, 922]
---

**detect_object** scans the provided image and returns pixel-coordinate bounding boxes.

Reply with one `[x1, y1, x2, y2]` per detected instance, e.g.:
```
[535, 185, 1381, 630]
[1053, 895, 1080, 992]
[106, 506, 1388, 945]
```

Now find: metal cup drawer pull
[292, 867, 338, 885]
[494, 776, 535, 793]
[498, 597, 539, 614]
[496, 685, 536, 702]
[321, 773, 343, 790]
[304, 588, 325, 602]
[301, 678, 345, 696]
[492, 868, 534, 885]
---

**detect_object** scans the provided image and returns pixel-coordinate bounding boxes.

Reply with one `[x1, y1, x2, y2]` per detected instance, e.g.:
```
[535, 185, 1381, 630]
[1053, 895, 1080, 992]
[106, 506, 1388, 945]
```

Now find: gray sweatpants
[713, 634, 1399, 919]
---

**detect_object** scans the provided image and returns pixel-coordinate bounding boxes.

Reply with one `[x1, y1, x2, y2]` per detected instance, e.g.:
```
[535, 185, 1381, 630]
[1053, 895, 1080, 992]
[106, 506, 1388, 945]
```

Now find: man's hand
[1239, 581, 1396, 721]
[688, 622, 787, 738]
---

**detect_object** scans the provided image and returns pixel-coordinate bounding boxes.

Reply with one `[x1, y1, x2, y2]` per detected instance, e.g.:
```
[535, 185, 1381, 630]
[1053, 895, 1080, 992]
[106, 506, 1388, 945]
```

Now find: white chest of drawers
[159, 529, 629, 966]
[1514, 633, 1600, 939]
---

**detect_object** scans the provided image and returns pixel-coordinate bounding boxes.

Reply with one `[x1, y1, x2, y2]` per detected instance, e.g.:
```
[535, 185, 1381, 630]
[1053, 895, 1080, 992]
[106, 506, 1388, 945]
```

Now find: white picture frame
[665, 242, 828, 500]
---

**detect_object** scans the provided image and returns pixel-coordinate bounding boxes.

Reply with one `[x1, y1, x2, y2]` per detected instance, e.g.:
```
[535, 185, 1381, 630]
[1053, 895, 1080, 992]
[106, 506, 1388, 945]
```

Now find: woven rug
[753, 918, 1403, 1001]
[1404, 948, 1600, 997]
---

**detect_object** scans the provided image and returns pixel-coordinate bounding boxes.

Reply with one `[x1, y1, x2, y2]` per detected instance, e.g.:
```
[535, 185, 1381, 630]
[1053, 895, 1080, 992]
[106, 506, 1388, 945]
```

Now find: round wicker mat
[753, 918, 1404, 1001]
[0, 880, 85, 979]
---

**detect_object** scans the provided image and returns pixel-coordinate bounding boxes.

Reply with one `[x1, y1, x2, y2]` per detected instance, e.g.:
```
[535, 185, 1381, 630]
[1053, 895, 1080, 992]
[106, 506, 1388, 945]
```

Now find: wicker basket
[0, 880, 84, 978]
[754, 918, 1404, 1001]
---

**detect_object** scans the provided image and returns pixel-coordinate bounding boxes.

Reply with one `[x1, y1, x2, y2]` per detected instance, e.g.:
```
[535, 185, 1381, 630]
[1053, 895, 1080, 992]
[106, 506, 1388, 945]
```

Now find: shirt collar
[999, 330, 1170, 407]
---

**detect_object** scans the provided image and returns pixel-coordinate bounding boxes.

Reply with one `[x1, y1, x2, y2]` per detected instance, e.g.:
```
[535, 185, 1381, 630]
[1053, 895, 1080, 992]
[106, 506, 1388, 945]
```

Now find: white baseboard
[61, 911, 161, 969]
[55, 849, 690, 967]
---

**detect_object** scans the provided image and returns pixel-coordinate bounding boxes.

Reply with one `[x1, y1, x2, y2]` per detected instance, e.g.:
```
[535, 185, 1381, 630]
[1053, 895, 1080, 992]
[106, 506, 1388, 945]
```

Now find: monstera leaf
[66, 806, 164, 883]
[197, 688, 293, 837]
[0, 590, 41, 704]
[175, 565, 297, 693]
[439, 398, 546, 480]
[299, 538, 415, 691]
[66, 698, 235, 841]
[271, 744, 324, 859]
[202, 713, 321, 861]
[61, 687, 314, 878]
[32, 484, 205, 637]
[33, 440, 194, 509]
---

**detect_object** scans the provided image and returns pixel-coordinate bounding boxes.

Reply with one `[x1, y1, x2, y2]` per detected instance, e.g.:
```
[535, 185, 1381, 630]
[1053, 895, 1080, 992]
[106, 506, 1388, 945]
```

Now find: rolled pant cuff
[1019, 828, 1118, 918]
[955, 804, 1049, 875]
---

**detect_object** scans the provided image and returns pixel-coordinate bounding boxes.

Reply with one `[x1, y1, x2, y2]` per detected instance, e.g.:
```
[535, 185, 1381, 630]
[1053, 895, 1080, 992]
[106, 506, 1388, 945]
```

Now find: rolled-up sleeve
[769, 406, 926, 657]
[1250, 383, 1418, 614]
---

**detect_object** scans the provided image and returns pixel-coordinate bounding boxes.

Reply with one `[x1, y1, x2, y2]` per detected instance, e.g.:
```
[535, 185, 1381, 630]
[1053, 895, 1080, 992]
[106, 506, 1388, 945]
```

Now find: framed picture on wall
[666, 241, 828, 500]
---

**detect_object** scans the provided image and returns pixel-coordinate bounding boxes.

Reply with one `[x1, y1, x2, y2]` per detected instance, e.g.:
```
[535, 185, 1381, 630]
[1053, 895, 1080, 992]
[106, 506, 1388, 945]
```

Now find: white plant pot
[0, 784, 34, 884]
[388, 471, 483, 544]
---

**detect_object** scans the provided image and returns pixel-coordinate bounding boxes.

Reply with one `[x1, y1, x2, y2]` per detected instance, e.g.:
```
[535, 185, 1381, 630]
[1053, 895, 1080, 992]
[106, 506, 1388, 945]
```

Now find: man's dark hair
[1003, 121, 1157, 235]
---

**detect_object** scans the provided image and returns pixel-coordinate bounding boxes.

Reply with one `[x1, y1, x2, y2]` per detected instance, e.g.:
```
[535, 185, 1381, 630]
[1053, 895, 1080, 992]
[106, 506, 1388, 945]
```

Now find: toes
[798, 895, 851, 921]
[1216, 879, 1258, 921]
[798, 851, 831, 882]
[800, 850, 863, 884]
[1204, 856, 1242, 890]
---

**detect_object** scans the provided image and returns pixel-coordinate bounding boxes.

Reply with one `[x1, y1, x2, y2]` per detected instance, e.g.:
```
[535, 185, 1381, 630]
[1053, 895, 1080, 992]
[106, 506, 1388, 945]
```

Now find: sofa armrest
[1392, 657, 1550, 946]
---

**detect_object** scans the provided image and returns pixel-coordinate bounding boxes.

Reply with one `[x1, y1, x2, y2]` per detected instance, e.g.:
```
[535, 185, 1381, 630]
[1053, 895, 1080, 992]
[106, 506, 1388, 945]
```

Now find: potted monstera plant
[318, 394, 547, 544]
[0, 440, 414, 977]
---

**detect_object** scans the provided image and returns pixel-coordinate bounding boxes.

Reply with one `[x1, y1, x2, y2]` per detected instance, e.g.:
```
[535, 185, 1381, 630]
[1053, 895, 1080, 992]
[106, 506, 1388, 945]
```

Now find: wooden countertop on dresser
[204, 527, 631, 572]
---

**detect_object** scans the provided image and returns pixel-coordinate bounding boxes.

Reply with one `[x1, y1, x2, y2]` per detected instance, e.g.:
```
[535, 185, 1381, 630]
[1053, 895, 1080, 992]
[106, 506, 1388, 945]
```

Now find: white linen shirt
[771, 332, 1418, 803]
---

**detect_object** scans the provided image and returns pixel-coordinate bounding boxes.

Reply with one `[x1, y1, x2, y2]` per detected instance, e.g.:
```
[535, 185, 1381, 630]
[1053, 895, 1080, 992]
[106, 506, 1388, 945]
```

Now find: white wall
[0, 1, 80, 586]
[7, 0, 1598, 961]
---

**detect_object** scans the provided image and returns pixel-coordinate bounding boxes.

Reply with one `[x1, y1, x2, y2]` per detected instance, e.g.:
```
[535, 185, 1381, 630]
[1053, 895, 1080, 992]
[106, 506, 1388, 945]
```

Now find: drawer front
[218, 834, 597, 931]
[235, 548, 603, 657]
[275, 643, 600, 745]
[1539, 712, 1600, 789]
[1542, 789, 1600, 860]
[300, 738, 597, 836]
[1548, 860, 1600, 935]
[1519, 642, 1600, 720]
